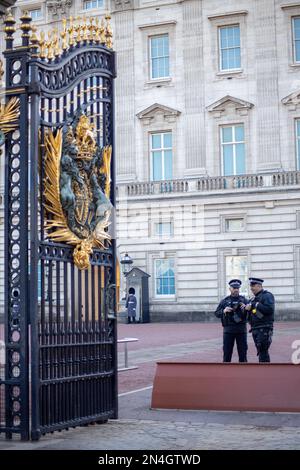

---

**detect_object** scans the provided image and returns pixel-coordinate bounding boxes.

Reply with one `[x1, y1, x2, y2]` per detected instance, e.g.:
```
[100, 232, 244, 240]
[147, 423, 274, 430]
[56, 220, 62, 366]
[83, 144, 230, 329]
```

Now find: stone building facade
[1, 0, 300, 320]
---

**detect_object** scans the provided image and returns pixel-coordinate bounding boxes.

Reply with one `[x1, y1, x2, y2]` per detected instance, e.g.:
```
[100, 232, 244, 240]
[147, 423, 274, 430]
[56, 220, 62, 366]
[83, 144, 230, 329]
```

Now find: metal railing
[118, 337, 138, 372]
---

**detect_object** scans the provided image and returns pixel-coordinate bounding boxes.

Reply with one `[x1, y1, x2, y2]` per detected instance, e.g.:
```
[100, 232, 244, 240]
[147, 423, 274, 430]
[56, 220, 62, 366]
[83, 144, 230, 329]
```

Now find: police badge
[43, 112, 113, 270]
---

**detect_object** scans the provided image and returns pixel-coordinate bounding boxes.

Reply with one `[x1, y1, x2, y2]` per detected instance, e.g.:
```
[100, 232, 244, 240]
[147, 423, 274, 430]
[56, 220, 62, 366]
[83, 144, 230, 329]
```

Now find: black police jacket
[215, 295, 248, 332]
[248, 289, 275, 329]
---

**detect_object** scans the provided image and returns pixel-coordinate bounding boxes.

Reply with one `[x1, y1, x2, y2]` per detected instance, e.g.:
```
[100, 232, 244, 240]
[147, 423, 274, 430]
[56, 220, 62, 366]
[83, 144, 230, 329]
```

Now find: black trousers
[127, 316, 136, 324]
[252, 327, 273, 363]
[223, 331, 248, 362]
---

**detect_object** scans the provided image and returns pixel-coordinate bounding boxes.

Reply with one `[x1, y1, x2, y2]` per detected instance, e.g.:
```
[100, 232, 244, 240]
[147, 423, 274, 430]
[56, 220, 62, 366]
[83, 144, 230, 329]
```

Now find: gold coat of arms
[44, 113, 112, 270]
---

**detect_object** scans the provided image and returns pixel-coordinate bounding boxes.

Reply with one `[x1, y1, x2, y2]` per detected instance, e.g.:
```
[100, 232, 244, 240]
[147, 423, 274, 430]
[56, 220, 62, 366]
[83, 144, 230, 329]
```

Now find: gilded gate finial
[32, 15, 114, 59]
[68, 16, 75, 47]
[46, 30, 55, 60]
[39, 31, 47, 59]
[61, 19, 68, 51]
[105, 13, 113, 49]
[100, 18, 106, 44]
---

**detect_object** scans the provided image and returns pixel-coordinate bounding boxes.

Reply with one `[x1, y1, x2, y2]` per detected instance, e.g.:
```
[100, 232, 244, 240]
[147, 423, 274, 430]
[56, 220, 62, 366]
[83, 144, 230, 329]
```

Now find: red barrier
[151, 362, 300, 412]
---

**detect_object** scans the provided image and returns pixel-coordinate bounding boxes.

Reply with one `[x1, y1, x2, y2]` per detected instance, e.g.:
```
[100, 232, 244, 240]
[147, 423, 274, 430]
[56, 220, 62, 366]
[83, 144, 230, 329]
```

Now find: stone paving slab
[0, 418, 299, 450]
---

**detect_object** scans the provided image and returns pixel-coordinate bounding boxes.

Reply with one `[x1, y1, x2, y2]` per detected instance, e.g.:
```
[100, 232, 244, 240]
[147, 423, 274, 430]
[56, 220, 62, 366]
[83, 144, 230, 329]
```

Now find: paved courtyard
[0, 321, 300, 450]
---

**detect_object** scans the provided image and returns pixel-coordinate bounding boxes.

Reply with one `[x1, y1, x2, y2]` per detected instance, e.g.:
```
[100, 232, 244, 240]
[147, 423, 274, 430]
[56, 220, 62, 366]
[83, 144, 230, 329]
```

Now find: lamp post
[120, 253, 133, 301]
[120, 252, 133, 276]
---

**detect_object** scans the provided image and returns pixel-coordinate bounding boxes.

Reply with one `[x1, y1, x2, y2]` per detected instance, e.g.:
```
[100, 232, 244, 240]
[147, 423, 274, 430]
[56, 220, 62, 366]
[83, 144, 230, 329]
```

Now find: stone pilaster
[183, 0, 206, 175]
[114, 8, 136, 181]
[254, 0, 281, 171]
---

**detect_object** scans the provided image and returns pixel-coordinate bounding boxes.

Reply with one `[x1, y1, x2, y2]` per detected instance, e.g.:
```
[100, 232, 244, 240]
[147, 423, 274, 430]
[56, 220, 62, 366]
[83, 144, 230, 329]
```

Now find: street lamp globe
[120, 253, 133, 275]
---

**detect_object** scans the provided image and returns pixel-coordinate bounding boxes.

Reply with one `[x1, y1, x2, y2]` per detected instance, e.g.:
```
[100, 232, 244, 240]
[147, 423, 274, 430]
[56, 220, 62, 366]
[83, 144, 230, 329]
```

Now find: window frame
[218, 24, 241, 72]
[154, 257, 176, 298]
[292, 16, 300, 64]
[150, 131, 173, 181]
[225, 217, 245, 233]
[28, 8, 42, 21]
[220, 123, 245, 176]
[83, 0, 104, 11]
[149, 33, 170, 81]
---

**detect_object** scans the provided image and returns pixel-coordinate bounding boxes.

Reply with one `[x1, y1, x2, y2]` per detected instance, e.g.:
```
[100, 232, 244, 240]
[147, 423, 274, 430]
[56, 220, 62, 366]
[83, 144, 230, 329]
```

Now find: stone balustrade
[117, 171, 300, 197]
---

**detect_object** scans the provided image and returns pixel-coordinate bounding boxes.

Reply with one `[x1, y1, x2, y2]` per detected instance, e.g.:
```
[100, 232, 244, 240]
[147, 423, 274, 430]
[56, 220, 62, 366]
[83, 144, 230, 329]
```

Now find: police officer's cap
[249, 277, 264, 285]
[228, 279, 242, 288]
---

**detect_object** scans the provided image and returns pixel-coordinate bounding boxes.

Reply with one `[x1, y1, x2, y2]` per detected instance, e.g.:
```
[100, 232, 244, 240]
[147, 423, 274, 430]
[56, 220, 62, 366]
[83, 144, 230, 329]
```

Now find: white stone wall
[1, 0, 300, 319]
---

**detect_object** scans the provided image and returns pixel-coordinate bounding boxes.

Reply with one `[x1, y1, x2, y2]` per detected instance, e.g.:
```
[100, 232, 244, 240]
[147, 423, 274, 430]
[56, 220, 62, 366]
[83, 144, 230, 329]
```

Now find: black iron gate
[0, 12, 117, 441]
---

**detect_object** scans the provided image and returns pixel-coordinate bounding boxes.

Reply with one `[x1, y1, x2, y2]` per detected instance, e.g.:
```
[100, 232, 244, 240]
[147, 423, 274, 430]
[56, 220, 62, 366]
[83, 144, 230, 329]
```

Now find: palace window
[219, 25, 241, 71]
[150, 34, 170, 79]
[29, 9, 42, 21]
[83, 0, 103, 10]
[293, 17, 300, 63]
[155, 221, 173, 237]
[155, 258, 175, 297]
[150, 132, 172, 181]
[221, 124, 245, 175]
[225, 255, 248, 296]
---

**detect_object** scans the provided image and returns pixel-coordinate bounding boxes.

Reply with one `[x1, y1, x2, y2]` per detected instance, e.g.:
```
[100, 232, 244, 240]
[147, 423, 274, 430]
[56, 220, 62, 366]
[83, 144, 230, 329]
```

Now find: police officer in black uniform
[215, 279, 248, 363]
[245, 277, 275, 363]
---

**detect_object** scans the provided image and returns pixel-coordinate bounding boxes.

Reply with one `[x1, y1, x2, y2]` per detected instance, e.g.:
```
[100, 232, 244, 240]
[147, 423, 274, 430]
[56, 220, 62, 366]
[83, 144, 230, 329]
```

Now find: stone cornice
[138, 20, 177, 30]
[207, 95, 254, 118]
[281, 3, 300, 10]
[207, 10, 248, 20]
[137, 103, 181, 125]
[282, 89, 300, 110]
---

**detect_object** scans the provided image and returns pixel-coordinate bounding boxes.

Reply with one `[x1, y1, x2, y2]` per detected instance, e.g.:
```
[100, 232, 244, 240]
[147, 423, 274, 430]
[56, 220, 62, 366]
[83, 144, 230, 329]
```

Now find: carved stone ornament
[44, 112, 113, 270]
[47, 0, 73, 18]
[113, 0, 134, 12]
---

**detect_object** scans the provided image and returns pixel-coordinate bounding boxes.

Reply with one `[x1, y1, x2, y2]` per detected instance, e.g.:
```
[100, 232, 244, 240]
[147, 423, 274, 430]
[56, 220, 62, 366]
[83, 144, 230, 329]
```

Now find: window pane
[153, 151, 162, 180]
[233, 47, 241, 68]
[294, 18, 300, 40]
[163, 133, 172, 148]
[220, 28, 228, 48]
[151, 58, 160, 78]
[298, 140, 300, 169]
[297, 120, 300, 137]
[222, 127, 232, 143]
[152, 134, 161, 149]
[236, 143, 245, 174]
[164, 150, 173, 180]
[235, 125, 244, 141]
[232, 26, 240, 47]
[221, 50, 229, 70]
[223, 145, 234, 176]
[295, 40, 300, 62]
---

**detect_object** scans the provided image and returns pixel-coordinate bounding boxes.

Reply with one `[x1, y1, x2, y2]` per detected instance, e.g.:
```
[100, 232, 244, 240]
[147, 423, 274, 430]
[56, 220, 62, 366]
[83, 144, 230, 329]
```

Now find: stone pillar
[183, 0, 206, 176]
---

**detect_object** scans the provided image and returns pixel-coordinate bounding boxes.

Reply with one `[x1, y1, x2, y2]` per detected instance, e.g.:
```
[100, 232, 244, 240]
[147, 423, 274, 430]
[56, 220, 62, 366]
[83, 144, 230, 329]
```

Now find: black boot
[127, 317, 131, 324]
